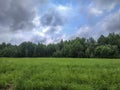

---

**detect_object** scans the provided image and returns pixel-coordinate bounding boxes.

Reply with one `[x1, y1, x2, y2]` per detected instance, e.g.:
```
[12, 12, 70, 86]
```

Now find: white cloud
[31, 20, 65, 44]
[56, 5, 75, 18]
[86, 0, 120, 17]
[32, 9, 41, 27]
[89, 7, 103, 16]
[92, 0, 120, 12]
[98, 9, 120, 33]
[57, 5, 72, 14]
[1, 0, 120, 45]
[75, 9, 120, 39]
[76, 26, 93, 38]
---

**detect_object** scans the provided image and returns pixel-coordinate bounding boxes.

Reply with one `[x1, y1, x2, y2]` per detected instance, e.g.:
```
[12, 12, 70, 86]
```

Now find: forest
[0, 33, 120, 58]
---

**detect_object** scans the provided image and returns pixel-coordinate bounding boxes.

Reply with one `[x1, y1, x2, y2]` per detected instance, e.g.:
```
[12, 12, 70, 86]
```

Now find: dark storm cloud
[40, 10, 64, 27]
[0, 0, 35, 31]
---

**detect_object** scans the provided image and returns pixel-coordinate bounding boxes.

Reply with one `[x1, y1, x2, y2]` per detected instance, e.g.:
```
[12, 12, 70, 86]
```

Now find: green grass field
[0, 58, 120, 90]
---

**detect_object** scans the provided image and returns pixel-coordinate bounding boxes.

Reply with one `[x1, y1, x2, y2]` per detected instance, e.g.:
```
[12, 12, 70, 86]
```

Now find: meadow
[0, 58, 120, 90]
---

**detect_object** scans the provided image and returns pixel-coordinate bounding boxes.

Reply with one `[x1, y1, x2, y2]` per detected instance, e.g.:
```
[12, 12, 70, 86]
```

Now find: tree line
[0, 33, 120, 58]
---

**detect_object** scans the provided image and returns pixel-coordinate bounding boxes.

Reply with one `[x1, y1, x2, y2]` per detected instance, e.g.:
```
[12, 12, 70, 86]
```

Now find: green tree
[0, 46, 18, 57]
[95, 45, 118, 58]
[85, 37, 96, 57]
[34, 43, 46, 57]
[98, 35, 107, 45]
[19, 42, 36, 57]
[46, 44, 56, 57]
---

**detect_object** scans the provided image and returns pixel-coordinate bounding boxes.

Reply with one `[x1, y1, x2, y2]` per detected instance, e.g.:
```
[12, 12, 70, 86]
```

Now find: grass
[0, 58, 120, 90]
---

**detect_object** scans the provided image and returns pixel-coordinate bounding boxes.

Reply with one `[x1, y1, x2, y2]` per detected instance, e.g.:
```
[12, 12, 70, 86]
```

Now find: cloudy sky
[0, 0, 120, 44]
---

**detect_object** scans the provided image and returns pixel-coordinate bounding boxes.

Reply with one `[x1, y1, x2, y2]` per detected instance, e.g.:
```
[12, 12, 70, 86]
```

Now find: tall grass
[0, 58, 120, 90]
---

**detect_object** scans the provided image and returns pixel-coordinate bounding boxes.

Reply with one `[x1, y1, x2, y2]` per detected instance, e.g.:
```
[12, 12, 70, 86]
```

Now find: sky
[0, 0, 120, 44]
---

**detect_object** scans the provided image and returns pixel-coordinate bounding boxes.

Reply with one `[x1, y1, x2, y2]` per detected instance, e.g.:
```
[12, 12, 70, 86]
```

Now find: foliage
[0, 33, 120, 58]
[95, 45, 118, 58]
